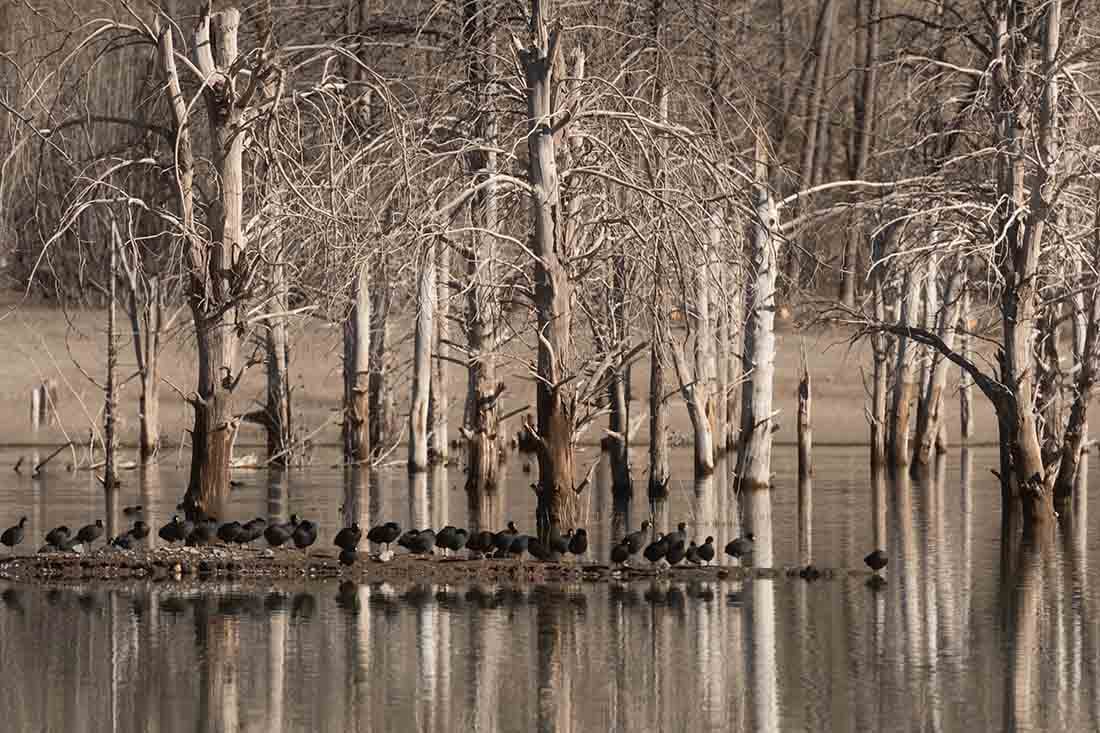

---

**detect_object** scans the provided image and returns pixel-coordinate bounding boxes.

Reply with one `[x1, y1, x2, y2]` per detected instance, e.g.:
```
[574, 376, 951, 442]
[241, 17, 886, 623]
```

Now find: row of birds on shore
[3, 513, 887, 575]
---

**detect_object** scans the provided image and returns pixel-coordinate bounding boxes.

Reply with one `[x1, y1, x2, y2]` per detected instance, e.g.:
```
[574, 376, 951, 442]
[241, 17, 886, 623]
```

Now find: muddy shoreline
[0, 545, 878, 589]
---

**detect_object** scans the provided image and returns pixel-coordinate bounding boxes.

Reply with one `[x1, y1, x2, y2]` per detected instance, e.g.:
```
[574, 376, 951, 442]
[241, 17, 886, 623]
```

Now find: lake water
[0, 445, 1096, 732]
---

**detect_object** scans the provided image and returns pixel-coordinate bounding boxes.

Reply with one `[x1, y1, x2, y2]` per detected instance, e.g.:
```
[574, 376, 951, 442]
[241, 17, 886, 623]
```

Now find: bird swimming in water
[864, 549, 887, 574]
[1, 517, 27, 553]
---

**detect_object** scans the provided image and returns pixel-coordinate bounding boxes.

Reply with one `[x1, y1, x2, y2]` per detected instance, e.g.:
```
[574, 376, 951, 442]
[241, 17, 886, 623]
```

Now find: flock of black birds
[0, 513, 888, 578]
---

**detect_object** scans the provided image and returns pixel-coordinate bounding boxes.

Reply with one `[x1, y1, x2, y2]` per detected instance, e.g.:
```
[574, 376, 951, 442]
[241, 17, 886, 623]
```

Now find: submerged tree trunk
[265, 259, 292, 465]
[429, 242, 451, 464]
[959, 289, 974, 443]
[368, 260, 393, 457]
[120, 237, 163, 463]
[516, 7, 580, 537]
[104, 219, 119, 490]
[343, 264, 371, 462]
[913, 264, 966, 466]
[869, 229, 890, 469]
[797, 355, 812, 565]
[888, 267, 919, 469]
[409, 246, 437, 473]
[736, 138, 780, 493]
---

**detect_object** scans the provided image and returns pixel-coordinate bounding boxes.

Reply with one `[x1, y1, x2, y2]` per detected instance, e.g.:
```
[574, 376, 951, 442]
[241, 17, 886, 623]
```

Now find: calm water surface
[0, 445, 1096, 732]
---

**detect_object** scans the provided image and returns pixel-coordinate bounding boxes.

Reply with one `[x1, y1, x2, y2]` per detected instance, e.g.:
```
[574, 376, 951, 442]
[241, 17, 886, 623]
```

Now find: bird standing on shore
[1, 517, 27, 553]
[335, 523, 362, 553]
[697, 537, 715, 565]
[624, 520, 651, 556]
[568, 528, 588, 559]
[75, 520, 104, 550]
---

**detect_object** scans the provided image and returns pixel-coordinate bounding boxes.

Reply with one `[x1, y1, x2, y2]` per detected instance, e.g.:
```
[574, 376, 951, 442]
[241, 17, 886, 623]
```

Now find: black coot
[129, 521, 150, 540]
[110, 533, 133, 550]
[685, 541, 700, 565]
[75, 520, 104, 548]
[367, 522, 402, 551]
[218, 521, 243, 544]
[610, 539, 631, 567]
[1, 517, 27, 552]
[666, 537, 686, 566]
[643, 534, 668, 565]
[508, 534, 530, 560]
[45, 525, 70, 549]
[549, 528, 571, 555]
[624, 520, 652, 555]
[697, 537, 715, 565]
[493, 521, 519, 556]
[527, 538, 552, 561]
[339, 548, 358, 566]
[265, 520, 293, 548]
[568, 528, 588, 558]
[158, 516, 185, 544]
[292, 520, 318, 551]
[334, 523, 362, 552]
[725, 533, 755, 560]
[409, 529, 436, 555]
[864, 549, 887, 574]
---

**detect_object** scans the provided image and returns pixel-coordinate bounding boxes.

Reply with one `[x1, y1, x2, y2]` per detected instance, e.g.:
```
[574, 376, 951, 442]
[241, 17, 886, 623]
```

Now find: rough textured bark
[959, 288, 974, 443]
[343, 264, 371, 462]
[839, 0, 880, 307]
[888, 267, 918, 468]
[670, 211, 719, 478]
[1054, 256, 1099, 506]
[869, 228, 891, 469]
[428, 242, 451, 463]
[735, 137, 780, 493]
[797, 355, 812, 565]
[990, 0, 1058, 530]
[160, 10, 254, 519]
[913, 265, 966, 465]
[516, 2, 580, 538]
[368, 260, 393, 457]
[265, 259, 291, 465]
[462, 0, 502, 502]
[647, 0, 670, 513]
[104, 219, 119, 490]
[408, 246, 436, 473]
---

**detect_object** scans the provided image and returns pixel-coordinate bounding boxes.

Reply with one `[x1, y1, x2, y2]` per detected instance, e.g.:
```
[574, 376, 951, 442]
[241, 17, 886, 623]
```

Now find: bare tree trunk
[959, 288, 973, 443]
[736, 136, 780, 492]
[104, 219, 119, 490]
[160, 10, 253, 519]
[429, 242, 451, 464]
[1054, 255, 1099, 507]
[889, 267, 918, 469]
[343, 264, 371, 462]
[409, 246, 436, 473]
[869, 229, 890, 469]
[788, 0, 837, 287]
[913, 264, 966, 466]
[797, 354, 812, 565]
[606, 242, 632, 502]
[647, 0, 671, 514]
[369, 260, 393, 457]
[265, 258, 292, 465]
[839, 0, 880, 307]
[516, 5, 580, 537]
[462, 0, 502, 501]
